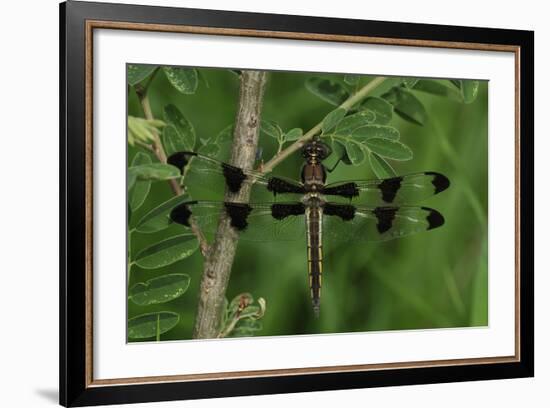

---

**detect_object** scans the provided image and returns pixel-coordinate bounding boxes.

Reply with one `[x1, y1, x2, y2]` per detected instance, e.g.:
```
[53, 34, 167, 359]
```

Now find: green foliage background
[127, 66, 488, 341]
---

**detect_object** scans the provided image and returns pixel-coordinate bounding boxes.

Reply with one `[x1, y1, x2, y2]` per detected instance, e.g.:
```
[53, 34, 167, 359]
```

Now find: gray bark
[193, 70, 268, 339]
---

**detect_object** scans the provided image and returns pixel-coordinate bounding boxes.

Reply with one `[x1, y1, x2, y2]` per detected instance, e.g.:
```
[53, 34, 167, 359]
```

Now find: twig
[193, 70, 268, 339]
[135, 86, 209, 256]
[260, 76, 387, 174]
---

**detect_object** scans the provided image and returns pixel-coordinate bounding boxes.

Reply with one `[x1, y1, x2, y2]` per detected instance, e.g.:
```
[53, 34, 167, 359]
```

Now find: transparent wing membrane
[323, 172, 450, 204]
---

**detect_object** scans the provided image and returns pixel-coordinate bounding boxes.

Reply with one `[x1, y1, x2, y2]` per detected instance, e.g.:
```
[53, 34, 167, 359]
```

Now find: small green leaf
[163, 67, 199, 94]
[135, 234, 199, 269]
[365, 138, 413, 161]
[231, 319, 263, 337]
[382, 87, 427, 125]
[129, 153, 152, 211]
[128, 312, 180, 339]
[260, 120, 283, 140]
[351, 125, 400, 142]
[461, 80, 479, 104]
[163, 104, 195, 151]
[161, 126, 180, 157]
[128, 163, 180, 181]
[129, 273, 191, 305]
[136, 194, 192, 233]
[402, 77, 419, 88]
[128, 173, 137, 192]
[369, 152, 397, 179]
[284, 128, 303, 141]
[333, 111, 376, 135]
[413, 79, 462, 102]
[344, 74, 360, 86]
[345, 141, 365, 165]
[327, 139, 351, 166]
[305, 77, 350, 106]
[198, 143, 220, 157]
[321, 108, 347, 133]
[360, 97, 393, 125]
[127, 64, 156, 86]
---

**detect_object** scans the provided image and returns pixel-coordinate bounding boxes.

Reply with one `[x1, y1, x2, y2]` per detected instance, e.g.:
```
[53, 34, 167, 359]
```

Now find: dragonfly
[167, 138, 450, 316]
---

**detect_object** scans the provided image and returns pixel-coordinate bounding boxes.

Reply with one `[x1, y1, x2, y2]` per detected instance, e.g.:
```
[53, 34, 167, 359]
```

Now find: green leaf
[128, 163, 180, 182]
[136, 194, 192, 233]
[364, 138, 413, 161]
[161, 126, 180, 157]
[128, 312, 180, 339]
[412, 79, 462, 101]
[321, 108, 347, 133]
[128, 173, 137, 191]
[284, 128, 303, 141]
[127, 64, 156, 86]
[344, 74, 360, 86]
[163, 67, 199, 94]
[333, 111, 376, 135]
[461, 80, 479, 104]
[260, 120, 283, 140]
[129, 273, 191, 305]
[402, 77, 419, 88]
[305, 77, 350, 106]
[382, 87, 427, 125]
[198, 143, 220, 157]
[129, 153, 152, 211]
[163, 104, 195, 151]
[369, 152, 397, 179]
[135, 234, 199, 269]
[327, 139, 351, 166]
[351, 125, 400, 142]
[231, 319, 263, 337]
[345, 141, 365, 165]
[360, 97, 393, 125]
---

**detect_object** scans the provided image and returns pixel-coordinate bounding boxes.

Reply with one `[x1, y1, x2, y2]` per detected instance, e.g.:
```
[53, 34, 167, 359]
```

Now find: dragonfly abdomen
[305, 206, 323, 317]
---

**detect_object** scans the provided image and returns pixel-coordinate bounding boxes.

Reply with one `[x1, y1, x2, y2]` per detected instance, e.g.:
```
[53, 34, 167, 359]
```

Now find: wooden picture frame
[60, 1, 534, 406]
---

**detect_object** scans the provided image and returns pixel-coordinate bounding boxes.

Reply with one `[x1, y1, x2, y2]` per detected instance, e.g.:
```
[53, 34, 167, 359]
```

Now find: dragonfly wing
[170, 200, 306, 242]
[322, 203, 445, 242]
[322, 172, 450, 205]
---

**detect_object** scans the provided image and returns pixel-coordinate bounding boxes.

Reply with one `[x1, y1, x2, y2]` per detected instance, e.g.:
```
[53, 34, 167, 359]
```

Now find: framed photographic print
[60, 1, 534, 406]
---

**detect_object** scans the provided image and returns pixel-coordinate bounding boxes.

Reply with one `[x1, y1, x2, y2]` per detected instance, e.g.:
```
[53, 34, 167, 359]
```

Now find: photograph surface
[126, 65, 488, 342]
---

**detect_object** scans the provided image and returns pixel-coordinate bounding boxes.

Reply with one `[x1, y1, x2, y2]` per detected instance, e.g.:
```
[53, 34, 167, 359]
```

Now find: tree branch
[260, 76, 387, 174]
[193, 70, 268, 339]
[135, 87, 209, 256]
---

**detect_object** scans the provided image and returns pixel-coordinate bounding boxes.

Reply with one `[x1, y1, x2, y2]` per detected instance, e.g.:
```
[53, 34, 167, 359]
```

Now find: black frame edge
[60, 1, 535, 406]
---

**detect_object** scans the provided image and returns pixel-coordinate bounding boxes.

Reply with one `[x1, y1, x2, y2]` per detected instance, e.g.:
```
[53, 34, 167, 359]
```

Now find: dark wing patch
[423, 206, 445, 229]
[224, 202, 253, 230]
[320, 182, 359, 199]
[323, 203, 356, 220]
[267, 177, 306, 195]
[323, 172, 450, 205]
[271, 203, 305, 219]
[221, 163, 247, 193]
[373, 207, 398, 233]
[378, 176, 403, 203]
[170, 200, 196, 227]
[167, 152, 196, 175]
[426, 171, 450, 194]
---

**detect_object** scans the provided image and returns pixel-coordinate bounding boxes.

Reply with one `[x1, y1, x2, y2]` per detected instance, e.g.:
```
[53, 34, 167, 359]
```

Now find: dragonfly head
[302, 139, 332, 162]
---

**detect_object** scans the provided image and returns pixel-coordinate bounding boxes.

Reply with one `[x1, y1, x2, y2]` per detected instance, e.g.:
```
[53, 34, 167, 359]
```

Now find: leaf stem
[260, 76, 386, 174]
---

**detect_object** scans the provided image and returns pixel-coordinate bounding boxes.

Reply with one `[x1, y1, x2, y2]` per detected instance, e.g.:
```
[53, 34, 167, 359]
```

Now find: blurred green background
[127, 67, 488, 340]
